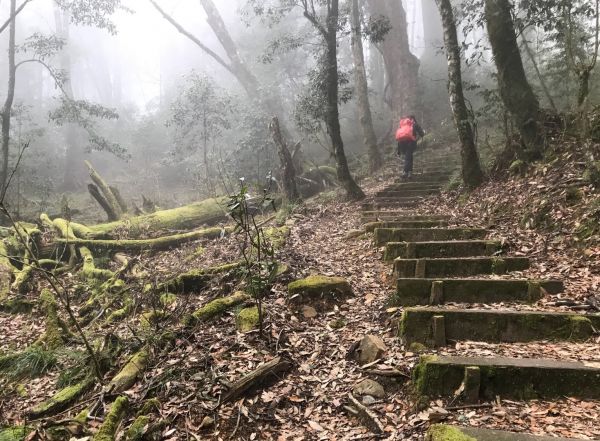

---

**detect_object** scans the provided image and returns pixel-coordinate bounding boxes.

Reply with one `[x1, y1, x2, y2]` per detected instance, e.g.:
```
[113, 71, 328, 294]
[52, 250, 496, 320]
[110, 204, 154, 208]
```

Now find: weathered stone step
[382, 183, 442, 191]
[370, 197, 423, 207]
[365, 221, 449, 233]
[414, 355, 600, 400]
[384, 240, 501, 261]
[413, 166, 458, 174]
[376, 189, 440, 198]
[400, 307, 600, 346]
[427, 424, 577, 441]
[361, 212, 450, 222]
[394, 172, 453, 183]
[375, 228, 487, 247]
[394, 256, 530, 278]
[390, 278, 563, 306]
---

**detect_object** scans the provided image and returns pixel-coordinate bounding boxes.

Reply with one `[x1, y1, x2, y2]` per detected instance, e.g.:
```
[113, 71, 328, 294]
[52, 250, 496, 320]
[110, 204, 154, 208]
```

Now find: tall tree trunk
[351, 0, 381, 173]
[0, 0, 17, 193]
[366, 0, 419, 119]
[484, 0, 543, 160]
[436, 0, 484, 188]
[270, 117, 299, 203]
[55, 7, 84, 190]
[325, 0, 365, 201]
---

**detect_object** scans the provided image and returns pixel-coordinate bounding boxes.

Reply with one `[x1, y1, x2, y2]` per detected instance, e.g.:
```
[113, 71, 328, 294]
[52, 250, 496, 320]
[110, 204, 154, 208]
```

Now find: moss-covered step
[426, 424, 576, 441]
[413, 355, 600, 400]
[390, 279, 563, 307]
[400, 308, 600, 345]
[361, 212, 450, 223]
[393, 256, 530, 278]
[375, 228, 487, 247]
[376, 189, 441, 198]
[384, 240, 501, 261]
[365, 221, 449, 233]
[288, 275, 353, 311]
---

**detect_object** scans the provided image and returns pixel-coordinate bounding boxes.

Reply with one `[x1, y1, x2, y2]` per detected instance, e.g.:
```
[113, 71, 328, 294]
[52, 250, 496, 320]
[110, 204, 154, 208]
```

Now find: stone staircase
[359, 146, 600, 439]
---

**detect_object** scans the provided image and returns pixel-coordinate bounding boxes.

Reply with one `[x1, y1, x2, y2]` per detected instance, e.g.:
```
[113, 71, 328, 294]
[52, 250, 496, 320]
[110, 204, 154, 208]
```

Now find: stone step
[376, 189, 440, 198]
[374, 228, 487, 247]
[361, 212, 450, 222]
[413, 166, 458, 174]
[370, 197, 423, 208]
[393, 256, 530, 278]
[390, 278, 564, 307]
[384, 240, 501, 261]
[394, 172, 453, 183]
[382, 183, 442, 191]
[414, 355, 600, 400]
[427, 424, 577, 441]
[364, 221, 449, 233]
[400, 307, 600, 346]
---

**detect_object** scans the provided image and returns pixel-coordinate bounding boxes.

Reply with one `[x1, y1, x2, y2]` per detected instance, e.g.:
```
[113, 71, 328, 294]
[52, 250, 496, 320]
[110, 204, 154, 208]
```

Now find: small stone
[302, 306, 318, 318]
[329, 318, 347, 329]
[356, 335, 387, 365]
[361, 395, 377, 406]
[353, 379, 385, 399]
[199, 416, 214, 429]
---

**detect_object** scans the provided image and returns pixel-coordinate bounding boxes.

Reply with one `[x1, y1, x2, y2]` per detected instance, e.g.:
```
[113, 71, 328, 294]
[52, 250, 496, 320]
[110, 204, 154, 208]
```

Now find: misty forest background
[1, 0, 597, 222]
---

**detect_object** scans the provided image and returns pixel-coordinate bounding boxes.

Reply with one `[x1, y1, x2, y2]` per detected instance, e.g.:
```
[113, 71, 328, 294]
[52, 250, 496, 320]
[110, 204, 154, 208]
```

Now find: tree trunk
[484, 0, 543, 160]
[351, 0, 382, 173]
[325, 0, 365, 201]
[0, 0, 17, 193]
[366, 0, 420, 119]
[85, 161, 124, 221]
[436, 0, 484, 188]
[270, 117, 300, 203]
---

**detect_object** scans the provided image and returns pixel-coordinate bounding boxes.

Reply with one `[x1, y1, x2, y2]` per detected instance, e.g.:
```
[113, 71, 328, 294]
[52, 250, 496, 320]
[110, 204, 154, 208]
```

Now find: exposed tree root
[93, 395, 129, 441]
[183, 290, 250, 326]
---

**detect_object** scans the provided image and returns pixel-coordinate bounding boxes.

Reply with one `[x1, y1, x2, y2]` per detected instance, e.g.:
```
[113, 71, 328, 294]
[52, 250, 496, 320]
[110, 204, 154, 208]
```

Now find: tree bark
[484, 0, 543, 160]
[270, 117, 300, 203]
[85, 161, 124, 220]
[351, 0, 382, 173]
[436, 0, 484, 188]
[366, 0, 419, 119]
[324, 0, 365, 200]
[0, 0, 17, 193]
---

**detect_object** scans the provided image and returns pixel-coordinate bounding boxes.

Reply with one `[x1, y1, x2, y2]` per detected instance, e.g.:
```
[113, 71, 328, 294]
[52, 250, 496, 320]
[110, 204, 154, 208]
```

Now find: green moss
[412, 355, 439, 398]
[125, 415, 149, 441]
[185, 291, 250, 326]
[15, 384, 27, 398]
[109, 348, 150, 393]
[160, 293, 177, 307]
[408, 342, 427, 353]
[140, 311, 167, 330]
[93, 396, 128, 441]
[0, 298, 35, 314]
[185, 246, 206, 262]
[236, 306, 259, 332]
[162, 262, 242, 293]
[28, 378, 94, 419]
[264, 226, 290, 250]
[137, 398, 160, 416]
[40, 289, 64, 349]
[426, 425, 476, 441]
[107, 296, 133, 323]
[0, 427, 32, 441]
[74, 408, 89, 424]
[329, 318, 347, 329]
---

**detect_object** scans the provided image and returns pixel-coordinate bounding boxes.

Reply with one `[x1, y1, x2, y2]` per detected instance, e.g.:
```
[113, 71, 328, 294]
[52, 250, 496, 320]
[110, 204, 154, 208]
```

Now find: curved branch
[147, 0, 236, 77]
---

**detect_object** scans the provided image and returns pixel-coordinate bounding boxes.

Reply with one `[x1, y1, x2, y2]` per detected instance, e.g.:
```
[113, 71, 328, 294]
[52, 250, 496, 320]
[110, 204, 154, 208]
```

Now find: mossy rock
[28, 378, 95, 419]
[126, 415, 150, 441]
[264, 226, 290, 250]
[0, 427, 32, 441]
[160, 293, 177, 307]
[426, 425, 476, 441]
[509, 159, 527, 175]
[329, 318, 347, 329]
[0, 298, 35, 314]
[236, 306, 260, 332]
[288, 275, 353, 311]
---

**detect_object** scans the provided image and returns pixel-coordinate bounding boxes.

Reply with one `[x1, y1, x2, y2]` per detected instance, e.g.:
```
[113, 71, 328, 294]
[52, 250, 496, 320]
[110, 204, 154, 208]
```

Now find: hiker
[395, 115, 425, 179]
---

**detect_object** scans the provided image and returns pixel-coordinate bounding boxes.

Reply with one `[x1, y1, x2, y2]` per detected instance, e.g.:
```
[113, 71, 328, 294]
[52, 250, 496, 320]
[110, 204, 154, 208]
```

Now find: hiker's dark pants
[398, 141, 417, 174]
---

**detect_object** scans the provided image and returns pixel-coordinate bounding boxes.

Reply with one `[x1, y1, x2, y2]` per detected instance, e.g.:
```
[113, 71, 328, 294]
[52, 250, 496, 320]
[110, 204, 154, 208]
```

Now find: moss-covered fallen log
[57, 226, 232, 254]
[27, 377, 95, 419]
[83, 197, 228, 240]
[160, 262, 242, 294]
[0, 240, 13, 301]
[183, 291, 250, 326]
[108, 347, 150, 393]
[93, 395, 129, 441]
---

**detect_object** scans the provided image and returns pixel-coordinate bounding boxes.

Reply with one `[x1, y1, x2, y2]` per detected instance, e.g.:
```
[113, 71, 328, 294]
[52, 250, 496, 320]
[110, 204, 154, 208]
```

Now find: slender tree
[0, 0, 17, 192]
[302, 0, 365, 200]
[484, 0, 543, 160]
[436, 0, 484, 187]
[270, 117, 300, 202]
[350, 0, 381, 173]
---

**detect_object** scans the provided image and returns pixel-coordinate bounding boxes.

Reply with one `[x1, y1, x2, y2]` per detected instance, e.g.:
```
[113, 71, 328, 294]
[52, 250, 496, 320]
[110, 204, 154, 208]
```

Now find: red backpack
[395, 118, 416, 142]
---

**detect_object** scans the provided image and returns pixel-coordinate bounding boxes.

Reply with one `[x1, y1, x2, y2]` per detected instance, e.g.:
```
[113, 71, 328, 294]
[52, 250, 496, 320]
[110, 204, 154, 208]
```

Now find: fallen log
[183, 290, 250, 326]
[347, 392, 384, 435]
[93, 395, 129, 441]
[0, 240, 13, 301]
[221, 355, 293, 404]
[160, 262, 242, 294]
[56, 226, 232, 254]
[85, 160, 124, 221]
